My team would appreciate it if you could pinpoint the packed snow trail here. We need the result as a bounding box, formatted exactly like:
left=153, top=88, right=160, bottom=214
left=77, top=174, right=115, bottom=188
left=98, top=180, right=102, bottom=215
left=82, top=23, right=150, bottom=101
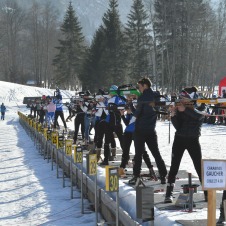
left=0, top=81, right=225, bottom=225
left=0, top=110, right=95, bottom=226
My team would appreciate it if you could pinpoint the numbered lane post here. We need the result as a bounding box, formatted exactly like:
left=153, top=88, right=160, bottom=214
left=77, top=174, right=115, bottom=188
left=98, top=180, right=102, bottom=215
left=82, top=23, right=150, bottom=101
left=73, top=146, right=83, bottom=199
left=70, top=145, right=76, bottom=199
left=86, top=154, right=97, bottom=175
left=55, top=133, right=64, bottom=179
left=51, top=131, right=58, bottom=170
left=51, top=131, right=58, bottom=147
left=74, top=146, right=83, bottom=164
left=105, top=166, right=119, bottom=192
left=86, top=154, right=98, bottom=224
left=43, top=128, right=48, bottom=140
left=47, top=129, right=52, bottom=141
left=65, top=139, right=73, bottom=156
left=105, top=166, right=119, bottom=226
left=62, top=139, right=73, bottom=188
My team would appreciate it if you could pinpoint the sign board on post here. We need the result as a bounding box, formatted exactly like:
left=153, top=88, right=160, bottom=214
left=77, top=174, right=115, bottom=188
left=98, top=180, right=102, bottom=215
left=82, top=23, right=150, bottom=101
left=105, top=166, right=119, bottom=192
left=47, top=129, right=52, bottom=141
left=37, top=123, right=42, bottom=132
left=74, top=146, right=83, bottom=163
left=36, top=122, right=39, bottom=131
left=43, top=128, right=48, bottom=140
left=86, top=154, right=97, bottom=175
left=33, top=121, right=37, bottom=130
left=29, top=119, right=32, bottom=127
left=65, top=139, right=73, bottom=156
left=58, top=135, right=64, bottom=149
left=51, top=131, right=58, bottom=147
left=202, top=159, right=226, bottom=190
left=202, top=159, right=226, bottom=226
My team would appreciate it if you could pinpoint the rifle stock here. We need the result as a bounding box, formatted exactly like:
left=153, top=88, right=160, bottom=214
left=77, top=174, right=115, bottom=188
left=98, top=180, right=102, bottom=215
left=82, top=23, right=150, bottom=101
left=149, top=98, right=226, bottom=108
left=109, top=89, right=141, bottom=97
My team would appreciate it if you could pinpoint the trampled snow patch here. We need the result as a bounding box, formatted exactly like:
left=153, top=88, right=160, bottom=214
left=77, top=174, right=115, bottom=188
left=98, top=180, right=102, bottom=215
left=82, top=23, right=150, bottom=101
left=0, top=81, right=224, bottom=225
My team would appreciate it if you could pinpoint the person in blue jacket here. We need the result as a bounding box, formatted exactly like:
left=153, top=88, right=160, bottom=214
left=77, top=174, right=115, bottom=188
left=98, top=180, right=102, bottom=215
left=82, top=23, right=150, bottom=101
left=1, top=103, right=6, bottom=120
left=53, top=89, right=67, bottom=130
left=118, top=97, right=158, bottom=181
left=100, top=85, right=126, bottom=165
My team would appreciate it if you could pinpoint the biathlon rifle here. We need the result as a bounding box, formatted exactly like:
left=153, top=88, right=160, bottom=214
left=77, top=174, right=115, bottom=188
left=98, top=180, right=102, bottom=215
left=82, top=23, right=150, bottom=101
left=109, top=84, right=141, bottom=97
left=149, top=97, right=226, bottom=107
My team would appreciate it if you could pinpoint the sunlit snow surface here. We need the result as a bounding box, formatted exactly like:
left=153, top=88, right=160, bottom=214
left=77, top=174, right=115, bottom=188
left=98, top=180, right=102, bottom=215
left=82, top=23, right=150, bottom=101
left=0, top=81, right=224, bottom=225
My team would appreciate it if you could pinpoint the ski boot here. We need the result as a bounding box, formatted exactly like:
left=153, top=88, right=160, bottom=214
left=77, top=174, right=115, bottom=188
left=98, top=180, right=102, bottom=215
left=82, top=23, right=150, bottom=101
left=149, top=166, right=158, bottom=181
left=217, top=204, right=225, bottom=225
left=109, top=148, right=116, bottom=161
left=204, top=190, right=208, bottom=202
left=118, top=168, right=126, bottom=177
left=99, top=158, right=109, bottom=166
left=164, top=183, right=174, bottom=203
left=160, top=176, right=166, bottom=184
left=128, top=176, right=141, bottom=186
left=96, top=148, right=102, bottom=162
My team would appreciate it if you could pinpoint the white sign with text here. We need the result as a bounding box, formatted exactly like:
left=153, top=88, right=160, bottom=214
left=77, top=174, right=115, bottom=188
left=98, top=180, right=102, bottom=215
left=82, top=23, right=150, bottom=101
left=202, top=160, right=226, bottom=190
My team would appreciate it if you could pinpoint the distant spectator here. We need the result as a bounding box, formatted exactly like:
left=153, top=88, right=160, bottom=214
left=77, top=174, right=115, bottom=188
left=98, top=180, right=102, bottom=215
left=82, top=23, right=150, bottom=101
left=221, top=91, right=226, bottom=125
left=33, top=99, right=37, bottom=118
left=46, top=97, right=56, bottom=129
left=1, top=103, right=6, bottom=120
left=30, top=101, right=35, bottom=116
left=53, top=90, right=67, bottom=130
left=36, top=100, right=42, bottom=120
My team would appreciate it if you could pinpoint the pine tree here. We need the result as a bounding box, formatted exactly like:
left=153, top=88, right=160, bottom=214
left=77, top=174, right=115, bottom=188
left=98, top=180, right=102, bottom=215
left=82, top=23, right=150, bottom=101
left=79, top=26, right=107, bottom=92
left=154, top=0, right=209, bottom=91
left=80, top=0, right=126, bottom=91
left=53, top=2, right=85, bottom=89
left=125, top=0, right=152, bottom=83
left=100, top=0, right=126, bottom=86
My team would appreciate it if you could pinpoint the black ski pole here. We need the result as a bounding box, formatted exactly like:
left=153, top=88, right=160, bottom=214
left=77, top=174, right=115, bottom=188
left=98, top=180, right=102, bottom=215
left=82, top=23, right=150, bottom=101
left=168, top=111, right=171, bottom=144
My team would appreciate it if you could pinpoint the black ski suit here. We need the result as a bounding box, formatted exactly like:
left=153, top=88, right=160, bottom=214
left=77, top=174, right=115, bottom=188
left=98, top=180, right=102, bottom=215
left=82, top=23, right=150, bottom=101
left=167, top=107, right=204, bottom=184
left=132, top=88, right=167, bottom=178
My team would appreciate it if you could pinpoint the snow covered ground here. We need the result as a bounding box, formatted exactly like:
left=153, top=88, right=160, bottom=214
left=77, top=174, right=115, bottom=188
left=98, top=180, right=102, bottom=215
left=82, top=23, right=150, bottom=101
left=0, top=81, right=225, bottom=225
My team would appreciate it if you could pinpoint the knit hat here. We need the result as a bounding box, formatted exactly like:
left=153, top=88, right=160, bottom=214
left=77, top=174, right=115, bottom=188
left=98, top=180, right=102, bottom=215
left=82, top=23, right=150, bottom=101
left=184, top=86, right=198, bottom=99
left=179, top=90, right=191, bottom=99
left=85, top=90, right=91, bottom=96
left=109, top=85, right=118, bottom=91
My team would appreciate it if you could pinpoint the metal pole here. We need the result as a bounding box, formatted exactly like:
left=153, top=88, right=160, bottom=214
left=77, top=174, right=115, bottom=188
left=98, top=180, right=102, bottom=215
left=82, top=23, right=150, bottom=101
left=70, top=155, right=73, bottom=199
left=51, top=147, right=54, bottom=171
left=63, top=151, right=65, bottom=188
left=35, top=131, right=37, bottom=147
left=48, top=142, right=50, bottom=163
left=168, top=114, right=171, bottom=144
left=44, top=141, right=46, bottom=160
left=34, top=130, right=36, bottom=146
left=75, top=167, right=78, bottom=187
left=56, top=149, right=59, bottom=178
left=81, top=166, right=84, bottom=214
left=39, top=135, right=42, bottom=153
left=188, top=173, right=193, bottom=212
left=116, top=191, right=119, bottom=226
left=95, top=172, right=98, bottom=225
